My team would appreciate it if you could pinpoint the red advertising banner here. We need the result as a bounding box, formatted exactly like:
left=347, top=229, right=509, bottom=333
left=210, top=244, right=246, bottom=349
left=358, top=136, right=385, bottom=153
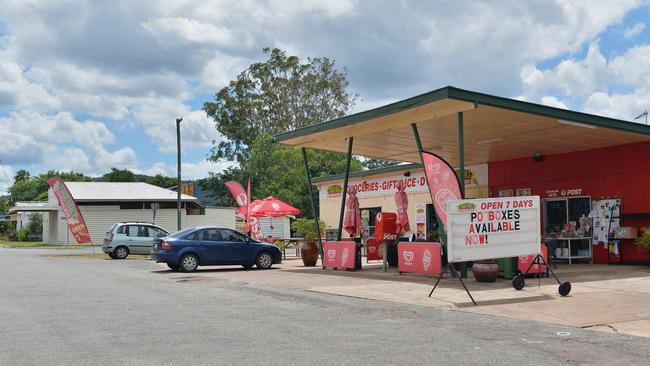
left=322, top=241, right=356, bottom=269
left=224, top=180, right=264, bottom=241
left=47, top=177, right=91, bottom=244
left=518, top=243, right=548, bottom=275
left=366, top=239, right=383, bottom=261
left=421, top=151, right=462, bottom=229
left=398, top=242, right=442, bottom=275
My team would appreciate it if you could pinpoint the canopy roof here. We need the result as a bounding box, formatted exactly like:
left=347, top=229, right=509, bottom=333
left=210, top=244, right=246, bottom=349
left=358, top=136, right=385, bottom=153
left=274, top=86, right=650, bottom=166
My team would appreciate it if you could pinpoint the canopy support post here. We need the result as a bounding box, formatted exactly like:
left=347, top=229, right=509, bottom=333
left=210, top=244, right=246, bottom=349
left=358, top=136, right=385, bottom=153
left=458, top=112, right=467, bottom=278
left=301, top=148, right=323, bottom=259
left=337, top=137, right=354, bottom=241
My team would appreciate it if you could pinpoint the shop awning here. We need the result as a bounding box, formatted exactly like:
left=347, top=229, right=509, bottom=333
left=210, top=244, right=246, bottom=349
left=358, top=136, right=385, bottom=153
left=274, top=86, right=650, bottom=166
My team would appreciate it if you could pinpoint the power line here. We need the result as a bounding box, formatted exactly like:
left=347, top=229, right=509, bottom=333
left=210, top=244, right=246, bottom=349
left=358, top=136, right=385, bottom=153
left=635, top=110, right=648, bottom=125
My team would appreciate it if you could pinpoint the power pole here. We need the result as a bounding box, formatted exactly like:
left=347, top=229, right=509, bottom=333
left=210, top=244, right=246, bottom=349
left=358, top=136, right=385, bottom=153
left=176, top=117, right=183, bottom=231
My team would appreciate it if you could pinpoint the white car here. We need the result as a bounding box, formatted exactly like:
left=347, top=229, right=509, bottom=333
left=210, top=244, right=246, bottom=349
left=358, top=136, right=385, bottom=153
left=102, top=222, right=170, bottom=259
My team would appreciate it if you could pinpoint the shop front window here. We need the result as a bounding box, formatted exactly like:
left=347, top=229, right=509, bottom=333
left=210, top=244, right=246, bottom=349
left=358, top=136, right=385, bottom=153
left=544, top=197, right=591, bottom=235
left=360, top=207, right=381, bottom=239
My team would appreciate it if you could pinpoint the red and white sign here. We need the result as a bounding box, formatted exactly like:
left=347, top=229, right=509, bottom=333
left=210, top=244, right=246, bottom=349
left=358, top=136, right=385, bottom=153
left=518, top=243, right=548, bottom=274
left=422, top=151, right=463, bottom=229
left=397, top=242, right=441, bottom=274
left=447, top=196, right=541, bottom=262
left=322, top=241, right=356, bottom=269
left=47, top=177, right=92, bottom=244
left=366, top=239, right=383, bottom=261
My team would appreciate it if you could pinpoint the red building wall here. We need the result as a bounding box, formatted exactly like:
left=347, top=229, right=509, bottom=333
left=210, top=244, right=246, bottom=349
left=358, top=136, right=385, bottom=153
left=488, top=141, right=650, bottom=264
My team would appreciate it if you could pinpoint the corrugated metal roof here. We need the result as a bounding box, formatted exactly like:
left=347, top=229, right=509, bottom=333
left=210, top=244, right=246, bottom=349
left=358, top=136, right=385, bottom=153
left=64, top=182, right=197, bottom=202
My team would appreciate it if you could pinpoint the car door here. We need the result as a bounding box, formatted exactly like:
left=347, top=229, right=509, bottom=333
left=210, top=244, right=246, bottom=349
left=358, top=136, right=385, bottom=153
left=219, top=229, right=256, bottom=264
left=125, top=225, right=150, bottom=254
left=198, top=228, right=228, bottom=265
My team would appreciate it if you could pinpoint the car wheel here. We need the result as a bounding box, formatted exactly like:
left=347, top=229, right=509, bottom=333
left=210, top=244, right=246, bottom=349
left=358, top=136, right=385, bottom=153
left=167, top=263, right=180, bottom=271
left=108, top=252, right=117, bottom=259
left=179, top=254, right=198, bottom=272
left=114, top=246, right=129, bottom=260
left=256, top=252, right=273, bottom=270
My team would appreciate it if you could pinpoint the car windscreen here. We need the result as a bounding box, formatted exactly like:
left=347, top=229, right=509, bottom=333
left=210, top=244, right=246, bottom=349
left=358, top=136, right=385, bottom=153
left=170, top=227, right=197, bottom=238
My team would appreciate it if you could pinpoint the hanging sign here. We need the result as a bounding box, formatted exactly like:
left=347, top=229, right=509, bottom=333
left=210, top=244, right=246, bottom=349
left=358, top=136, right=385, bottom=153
left=422, top=151, right=463, bottom=229
left=446, top=196, right=541, bottom=262
left=322, top=241, right=356, bottom=269
left=47, top=177, right=92, bottom=244
left=397, top=242, right=441, bottom=275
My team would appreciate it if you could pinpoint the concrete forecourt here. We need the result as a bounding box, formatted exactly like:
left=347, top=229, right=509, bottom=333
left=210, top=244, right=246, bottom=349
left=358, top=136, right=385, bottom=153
left=1, top=247, right=650, bottom=365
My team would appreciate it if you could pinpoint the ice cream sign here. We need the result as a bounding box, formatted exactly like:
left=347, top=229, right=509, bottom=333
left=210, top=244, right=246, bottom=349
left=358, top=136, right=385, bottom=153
left=446, top=196, right=541, bottom=262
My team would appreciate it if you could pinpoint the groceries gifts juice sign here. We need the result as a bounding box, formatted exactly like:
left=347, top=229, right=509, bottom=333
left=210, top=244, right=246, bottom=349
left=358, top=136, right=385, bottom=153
left=446, top=196, right=540, bottom=262
left=47, top=177, right=92, bottom=244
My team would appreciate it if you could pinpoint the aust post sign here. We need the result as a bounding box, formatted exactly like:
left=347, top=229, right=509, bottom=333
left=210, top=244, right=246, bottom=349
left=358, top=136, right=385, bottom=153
left=447, top=196, right=540, bottom=262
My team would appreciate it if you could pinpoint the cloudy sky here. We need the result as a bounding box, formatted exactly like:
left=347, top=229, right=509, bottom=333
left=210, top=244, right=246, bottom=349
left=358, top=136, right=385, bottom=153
left=1, top=0, right=649, bottom=194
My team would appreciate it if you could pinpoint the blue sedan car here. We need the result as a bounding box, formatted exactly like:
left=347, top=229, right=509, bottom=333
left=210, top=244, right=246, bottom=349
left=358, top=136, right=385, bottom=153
left=151, top=226, right=282, bottom=272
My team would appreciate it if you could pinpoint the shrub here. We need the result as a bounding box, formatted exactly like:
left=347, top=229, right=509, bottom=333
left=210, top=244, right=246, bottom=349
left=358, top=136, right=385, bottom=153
left=27, top=214, right=43, bottom=234
left=17, top=228, right=28, bottom=242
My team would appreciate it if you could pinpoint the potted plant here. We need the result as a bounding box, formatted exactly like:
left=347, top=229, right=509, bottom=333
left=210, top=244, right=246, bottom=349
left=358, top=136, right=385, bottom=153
left=635, top=228, right=650, bottom=265
left=291, top=218, right=326, bottom=267
left=472, top=259, right=499, bottom=282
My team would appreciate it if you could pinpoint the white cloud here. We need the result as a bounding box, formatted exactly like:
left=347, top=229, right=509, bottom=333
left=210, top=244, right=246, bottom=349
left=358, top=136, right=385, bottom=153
left=0, top=111, right=137, bottom=175
left=541, top=96, right=569, bottom=109
left=137, top=159, right=234, bottom=180
left=623, top=21, right=645, bottom=39
left=0, top=0, right=649, bottom=191
left=519, top=41, right=650, bottom=120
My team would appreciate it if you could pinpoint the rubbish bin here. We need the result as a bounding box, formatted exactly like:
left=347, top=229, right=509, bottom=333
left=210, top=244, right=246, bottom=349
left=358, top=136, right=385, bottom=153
left=497, top=257, right=518, bottom=279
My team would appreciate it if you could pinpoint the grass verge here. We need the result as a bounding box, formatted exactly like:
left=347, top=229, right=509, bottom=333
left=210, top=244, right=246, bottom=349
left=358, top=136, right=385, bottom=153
left=49, top=253, right=150, bottom=260
left=0, top=239, right=95, bottom=249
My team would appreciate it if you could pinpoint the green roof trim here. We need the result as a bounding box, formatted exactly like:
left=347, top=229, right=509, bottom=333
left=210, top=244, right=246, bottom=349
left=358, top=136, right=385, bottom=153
left=273, top=86, right=650, bottom=143
left=313, top=163, right=422, bottom=184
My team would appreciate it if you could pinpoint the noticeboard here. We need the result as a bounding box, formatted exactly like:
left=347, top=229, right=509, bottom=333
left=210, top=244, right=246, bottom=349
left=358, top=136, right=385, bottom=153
left=447, top=196, right=541, bottom=262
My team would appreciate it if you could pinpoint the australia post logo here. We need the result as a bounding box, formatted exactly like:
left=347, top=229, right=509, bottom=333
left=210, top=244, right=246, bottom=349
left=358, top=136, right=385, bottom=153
left=327, top=249, right=336, bottom=260
left=383, top=233, right=397, bottom=240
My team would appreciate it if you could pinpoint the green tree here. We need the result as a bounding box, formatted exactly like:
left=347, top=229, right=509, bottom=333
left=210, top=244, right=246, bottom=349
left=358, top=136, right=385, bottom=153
left=146, top=174, right=177, bottom=188
left=27, top=213, right=43, bottom=234
left=362, top=159, right=401, bottom=170
left=204, top=47, right=358, bottom=163
left=13, top=169, right=30, bottom=183
left=202, top=48, right=361, bottom=217
left=200, top=135, right=362, bottom=217
left=7, top=170, right=92, bottom=203
left=104, top=168, right=136, bottom=182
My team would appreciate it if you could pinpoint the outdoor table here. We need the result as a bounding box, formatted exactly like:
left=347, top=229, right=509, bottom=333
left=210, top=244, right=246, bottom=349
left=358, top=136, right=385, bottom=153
left=277, top=237, right=304, bottom=258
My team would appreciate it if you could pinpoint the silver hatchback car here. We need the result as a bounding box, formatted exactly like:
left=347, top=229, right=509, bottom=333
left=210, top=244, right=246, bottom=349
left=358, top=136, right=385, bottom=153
left=102, top=222, right=170, bottom=259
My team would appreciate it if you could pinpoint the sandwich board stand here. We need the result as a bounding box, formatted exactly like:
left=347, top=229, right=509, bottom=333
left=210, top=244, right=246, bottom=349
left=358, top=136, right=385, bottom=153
left=512, top=253, right=572, bottom=296
left=429, top=196, right=572, bottom=305
left=429, top=259, right=477, bottom=305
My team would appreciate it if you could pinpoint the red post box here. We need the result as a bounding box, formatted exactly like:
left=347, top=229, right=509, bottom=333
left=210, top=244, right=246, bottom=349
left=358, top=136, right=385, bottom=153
left=375, top=212, right=398, bottom=242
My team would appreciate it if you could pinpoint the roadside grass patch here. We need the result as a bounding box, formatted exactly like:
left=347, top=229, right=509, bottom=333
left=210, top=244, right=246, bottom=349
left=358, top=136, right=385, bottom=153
left=0, top=239, right=95, bottom=250
left=49, top=253, right=150, bottom=260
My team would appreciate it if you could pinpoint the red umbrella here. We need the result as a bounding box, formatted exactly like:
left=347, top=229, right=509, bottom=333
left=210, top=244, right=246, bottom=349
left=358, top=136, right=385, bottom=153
left=395, top=181, right=410, bottom=234
left=343, top=186, right=362, bottom=236
left=237, top=197, right=300, bottom=218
